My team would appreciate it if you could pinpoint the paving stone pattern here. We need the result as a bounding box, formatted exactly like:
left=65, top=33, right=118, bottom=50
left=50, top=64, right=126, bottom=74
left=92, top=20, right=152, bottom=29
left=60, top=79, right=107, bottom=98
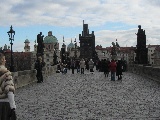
left=15, top=70, right=160, bottom=120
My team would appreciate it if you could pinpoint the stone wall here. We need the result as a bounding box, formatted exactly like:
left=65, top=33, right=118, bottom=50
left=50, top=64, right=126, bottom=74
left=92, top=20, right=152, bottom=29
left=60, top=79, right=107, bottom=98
left=12, top=65, right=57, bottom=89
left=128, top=64, right=160, bottom=82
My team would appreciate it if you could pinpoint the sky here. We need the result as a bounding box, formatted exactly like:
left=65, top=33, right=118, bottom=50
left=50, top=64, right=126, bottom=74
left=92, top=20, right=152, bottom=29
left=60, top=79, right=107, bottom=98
left=0, top=0, right=160, bottom=52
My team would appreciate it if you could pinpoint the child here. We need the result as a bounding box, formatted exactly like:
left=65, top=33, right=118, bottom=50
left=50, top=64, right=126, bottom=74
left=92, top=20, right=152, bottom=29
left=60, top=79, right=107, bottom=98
left=0, top=53, right=16, bottom=120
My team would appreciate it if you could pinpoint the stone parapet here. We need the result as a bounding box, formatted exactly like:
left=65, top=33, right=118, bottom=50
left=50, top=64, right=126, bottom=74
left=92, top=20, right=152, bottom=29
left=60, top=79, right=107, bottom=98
left=12, top=65, right=57, bottom=89
left=128, top=64, right=160, bottom=82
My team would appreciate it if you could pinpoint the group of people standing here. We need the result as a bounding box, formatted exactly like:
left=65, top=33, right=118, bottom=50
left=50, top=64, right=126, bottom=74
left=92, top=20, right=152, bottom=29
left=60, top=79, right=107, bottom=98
left=56, top=58, right=95, bottom=74
left=56, top=58, right=124, bottom=81
left=109, top=59, right=123, bottom=81
left=96, top=59, right=123, bottom=81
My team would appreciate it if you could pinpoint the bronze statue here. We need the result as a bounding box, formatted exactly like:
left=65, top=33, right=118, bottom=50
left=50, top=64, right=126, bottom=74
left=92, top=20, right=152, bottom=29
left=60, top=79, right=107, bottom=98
left=111, top=42, right=116, bottom=55
left=37, top=32, right=44, bottom=56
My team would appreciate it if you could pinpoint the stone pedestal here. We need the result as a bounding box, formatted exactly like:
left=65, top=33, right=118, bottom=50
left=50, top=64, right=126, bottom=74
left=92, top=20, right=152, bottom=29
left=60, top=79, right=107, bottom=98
left=111, top=55, right=117, bottom=60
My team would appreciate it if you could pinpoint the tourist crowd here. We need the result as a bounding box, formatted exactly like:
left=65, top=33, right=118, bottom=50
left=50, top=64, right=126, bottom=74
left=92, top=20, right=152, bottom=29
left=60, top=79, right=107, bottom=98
left=55, top=58, right=124, bottom=81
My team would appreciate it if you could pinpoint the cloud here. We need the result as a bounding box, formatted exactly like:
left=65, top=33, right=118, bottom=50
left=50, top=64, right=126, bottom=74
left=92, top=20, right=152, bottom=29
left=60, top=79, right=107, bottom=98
left=95, top=26, right=160, bottom=48
left=0, top=0, right=160, bottom=52
left=1, top=0, right=160, bottom=27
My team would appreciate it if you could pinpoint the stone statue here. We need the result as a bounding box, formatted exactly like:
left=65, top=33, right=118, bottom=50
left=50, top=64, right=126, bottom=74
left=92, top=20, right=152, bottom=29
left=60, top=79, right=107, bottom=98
left=112, top=42, right=115, bottom=47
left=111, top=42, right=116, bottom=55
left=37, top=32, right=44, bottom=55
left=4, top=44, right=7, bottom=50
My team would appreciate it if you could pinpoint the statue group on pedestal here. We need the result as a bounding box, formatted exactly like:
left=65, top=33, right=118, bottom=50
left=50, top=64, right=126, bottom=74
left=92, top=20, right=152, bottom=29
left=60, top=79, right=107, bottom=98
left=37, top=32, right=44, bottom=56
left=111, top=40, right=120, bottom=59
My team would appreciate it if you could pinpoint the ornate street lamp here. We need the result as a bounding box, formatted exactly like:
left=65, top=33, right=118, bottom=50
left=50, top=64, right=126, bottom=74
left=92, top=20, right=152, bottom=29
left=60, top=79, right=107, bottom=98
left=7, top=25, right=15, bottom=72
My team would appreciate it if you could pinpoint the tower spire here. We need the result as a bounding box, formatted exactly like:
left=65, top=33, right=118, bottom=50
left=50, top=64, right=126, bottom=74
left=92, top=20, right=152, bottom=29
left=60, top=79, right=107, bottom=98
left=63, top=36, right=64, bottom=42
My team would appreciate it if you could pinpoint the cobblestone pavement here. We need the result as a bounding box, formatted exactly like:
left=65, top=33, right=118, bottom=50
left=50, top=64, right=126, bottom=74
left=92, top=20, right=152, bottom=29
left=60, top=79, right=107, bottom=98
left=15, top=69, right=160, bottom=120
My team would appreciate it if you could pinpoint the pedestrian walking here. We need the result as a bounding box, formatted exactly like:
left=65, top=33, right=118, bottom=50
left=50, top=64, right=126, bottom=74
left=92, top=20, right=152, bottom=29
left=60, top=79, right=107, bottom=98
left=34, top=56, right=45, bottom=83
left=88, top=59, right=94, bottom=73
left=70, top=59, right=75, bottom=74
left=56, top=61, right=61, bottom=73
left=60, top=62, right=64, bottom=73
left=116, top=60, right=123, bottom=80
left=75, top=60, right=80, bottom=73
left=103, top=59, right=110, bottom=77
left=98, top=60, right=102, bottom=72
left=85, top=59, right=89, bottom=70
left=67, top=60, right=71, bottom=70
left=62, top=63, right=67, bottom=74
left=108, top=59, right=117, bottom=81
left=79, top=58, right=85, bottom=74
left=0, top=53, right=17, bottom=120
left=95, top=60, right=99, bottom=71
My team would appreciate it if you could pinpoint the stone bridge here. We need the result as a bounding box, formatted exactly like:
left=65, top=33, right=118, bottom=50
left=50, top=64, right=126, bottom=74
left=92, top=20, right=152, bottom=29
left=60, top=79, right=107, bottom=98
left=14, top=69, right=160, bottom=120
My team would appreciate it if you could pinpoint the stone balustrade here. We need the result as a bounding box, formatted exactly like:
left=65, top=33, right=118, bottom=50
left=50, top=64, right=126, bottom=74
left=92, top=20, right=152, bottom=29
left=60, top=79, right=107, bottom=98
left=12, top=65, right=57, bottom=89
left=128, top=64, right=160, bottom=82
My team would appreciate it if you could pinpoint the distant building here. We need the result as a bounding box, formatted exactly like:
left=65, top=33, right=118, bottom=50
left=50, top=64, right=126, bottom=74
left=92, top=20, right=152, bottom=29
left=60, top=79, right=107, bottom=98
left=24, top=39, right=30, bottom=52
left=95, top=45, right=112, bottom=60
left=33, top=31, right=60, bottom=67
left=147, top=45, right=160, bottom=65
left=95, top=45, right=136, bottom=64
left=43, top=31, right=60, bottom=66
left=154, top=46, right=160, bottom=65
left=79, top=20, right=95, bottom=60
left=67, top=39, right=80, bottom=59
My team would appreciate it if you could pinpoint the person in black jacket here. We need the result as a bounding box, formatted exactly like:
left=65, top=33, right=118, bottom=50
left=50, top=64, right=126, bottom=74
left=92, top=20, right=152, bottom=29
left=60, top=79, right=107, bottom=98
left=70, top=59, right=75, bottom=74
left=103, top=59, right=110, bottom=77
left=116, top=60, right=123, bottom=80
left=35, top=56, right=45, bottom=83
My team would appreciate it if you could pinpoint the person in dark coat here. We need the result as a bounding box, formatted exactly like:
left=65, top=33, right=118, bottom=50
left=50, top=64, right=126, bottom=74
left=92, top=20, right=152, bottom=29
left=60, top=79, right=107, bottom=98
left=70, top=60, right=75, bottom=74
left=85, top=59, right=89, bottom=70
left=103, top=59, right=110, bottom=77
left=56, top=61, right=61, bottom=73
left=75, top=60, right=80, bottom=73
left=98, top=60, right=102, bottom=72
left=67, top=60, right=71, bottom=70
left=34, top=56, right=45, bottom=83
left=116, top=60, right=123, bottom=80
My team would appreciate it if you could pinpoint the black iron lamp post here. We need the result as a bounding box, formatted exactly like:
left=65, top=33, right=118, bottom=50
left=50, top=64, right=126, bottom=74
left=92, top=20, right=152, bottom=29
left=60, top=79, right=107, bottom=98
left=7, top=25, right=15, bottom=72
